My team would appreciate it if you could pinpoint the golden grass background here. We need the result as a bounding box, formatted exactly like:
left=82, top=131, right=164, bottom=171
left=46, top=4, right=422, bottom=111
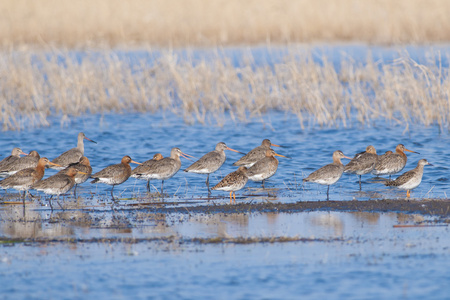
left=1, top=1, right=450, bottom=131
left=1, top=0, right=450, bottom=47
left=2, top=48, right=448, bottom=130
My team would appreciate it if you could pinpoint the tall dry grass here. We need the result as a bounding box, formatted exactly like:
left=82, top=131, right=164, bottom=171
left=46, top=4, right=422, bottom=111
left=1, top=48, right=449, bottom=131
left=1, top=0, right=450, bottom=47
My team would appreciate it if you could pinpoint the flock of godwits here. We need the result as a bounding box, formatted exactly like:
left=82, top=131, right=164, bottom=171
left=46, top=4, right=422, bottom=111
left=0, top=132, right=432, bottom=208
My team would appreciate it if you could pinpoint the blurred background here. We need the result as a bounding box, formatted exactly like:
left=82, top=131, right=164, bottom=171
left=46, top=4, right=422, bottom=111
left=1, top=0, right=449, bottom=48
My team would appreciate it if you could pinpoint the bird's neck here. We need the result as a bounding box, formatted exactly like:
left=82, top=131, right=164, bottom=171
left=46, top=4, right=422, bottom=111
left=77, top=139, right=84, bottom=153
left=35, top=163, right=46, bottom=179
left=332, top=157, right=343, bottom=165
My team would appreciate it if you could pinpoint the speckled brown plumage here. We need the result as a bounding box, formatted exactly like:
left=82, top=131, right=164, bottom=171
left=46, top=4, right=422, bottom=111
left=212, top=166, right=248, bottom=204
left=385, top=159, right=432, bottom=198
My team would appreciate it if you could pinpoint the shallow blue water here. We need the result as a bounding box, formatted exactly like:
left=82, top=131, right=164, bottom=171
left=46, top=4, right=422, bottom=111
left=1, top=208, right=449, bottom=299
left=0, top=111, right=447, bottom=203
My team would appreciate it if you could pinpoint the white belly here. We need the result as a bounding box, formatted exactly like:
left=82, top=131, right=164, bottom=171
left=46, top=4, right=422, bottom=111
left=398, top=177, right=422, bottom=190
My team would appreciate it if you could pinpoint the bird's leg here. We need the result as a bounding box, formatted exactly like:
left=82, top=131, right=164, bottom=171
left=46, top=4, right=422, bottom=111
left=146, top=180, right=150, bottom=193
left=56, top=195, right=64, bottom=211
left=233, top=192, right=236, bottom=204
left=22, top=191, right=26, bottom=207
left=111, top=185, right=116, bottom=201
left=326, top=186, right=330, bottom=201
left=57, top=201, right=64, bottom=211
left=359, top=175, right=362, bottom=191
left=206, top=174, right=210, bottom=194
left=73, top=184, right=78, bottom=198
left=407, top=190, right=410, bottom=198
left=48, top=196, right=54, bottom=211
left=262, top=179, right=265, bottom=189
left=229, top=191, right=232, bottom=204
left=161, top=181, right=164, bottom=195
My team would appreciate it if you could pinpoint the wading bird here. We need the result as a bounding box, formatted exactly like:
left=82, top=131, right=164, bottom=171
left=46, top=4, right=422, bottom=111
left=372, top=144, right=419, bottom=179
left=130, top=148, right=193, bottom=195
left=0, top=157, right=61, bottom=204
left=303, top=150, right=351, bottom=200
left=184, top=142, right=242, bottom=193
left=131, top=153, right=164, bottom=192
left=344, top=145, right=378, bottom=190
left=91, top=156, right=140, bottom=200
left=247, top=149, right=290, bottom=188
left=384, top=159, right=432, bottom=198
left=212, top=166, right=248, bottom=204
left=51, top=132, right=97, bottom=169
left=233, top=139, right=281, bottom=168
left=57, top=156, right=93, bottom=198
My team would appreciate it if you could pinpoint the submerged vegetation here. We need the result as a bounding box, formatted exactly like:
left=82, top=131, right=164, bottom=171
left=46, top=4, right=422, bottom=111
left=1, top=48, right=449, bottom=131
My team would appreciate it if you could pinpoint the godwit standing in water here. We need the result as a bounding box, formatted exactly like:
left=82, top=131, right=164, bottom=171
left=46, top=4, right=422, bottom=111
left=384, top=159, right=432, bottom=198
left=233, top=139, right=281, bottom=168
left=344, top=145, right=378, bottom=190
left=212, top=166, right=248, bottom=204
left=32, top=167, right=86, bottom=210
left=0, top=157, right=61, bottom=204
left=0, top=148, right=28, bottom=170
left=91, top=156, right=140, bottom=200
left=131, top=153, right=164, bottom=192
left=57, top=156, right=92, bottom=198
left=372, top=144, right=419, bottom=179
left=51, top=132, right=97, bottom=169
left=131, top=148, right=193, bottom=194
left=0, top=150, right=40, bottom=177
left=303, top=150, right=351, bottom=200
left=184, top=142, right=243, bottom=193
left=247, top=149, right=289, bottom=188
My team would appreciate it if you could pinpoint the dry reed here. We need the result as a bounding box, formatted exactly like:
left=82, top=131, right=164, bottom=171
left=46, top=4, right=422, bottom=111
left=1, top=47, right=449, bottom=131
left=1, top=0, right=450, bottom=47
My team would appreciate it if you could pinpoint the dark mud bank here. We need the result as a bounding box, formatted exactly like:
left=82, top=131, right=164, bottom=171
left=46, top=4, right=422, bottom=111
left=133, top=199, right=450, bottom=218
